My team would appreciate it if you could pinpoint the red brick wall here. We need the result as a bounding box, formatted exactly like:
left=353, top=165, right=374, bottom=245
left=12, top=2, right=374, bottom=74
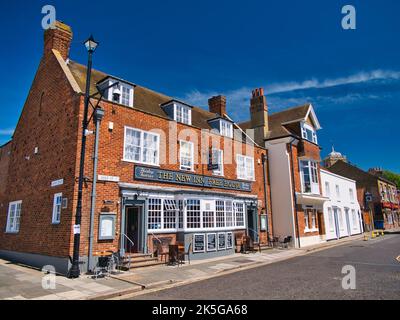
left=77, top=99, right=272, bottom=255
left=0, top=51, right=81, bottom=258
left=0, top=142, right=11, bottom=198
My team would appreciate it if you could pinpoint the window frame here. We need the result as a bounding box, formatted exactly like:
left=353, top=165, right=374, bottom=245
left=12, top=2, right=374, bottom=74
left=211, top=148, right=224, bottom=176
left=52, top=193, right=63, bottom=224
left=299, top=160, right=320, bottom=194
left=174, top=103, right=192, bottom=125
left=236, top=154, right=255, bottom=181
left=107, top=80, right=134, bottom=107
left=220, top=120, right=233, bottom=138
left=179, top=140, right=195, bottom=172
left=123, top=126, right=160, bottom=166
left=6, top=200, right=22, bottom=233
left=301, top=122, right=318, bottom=144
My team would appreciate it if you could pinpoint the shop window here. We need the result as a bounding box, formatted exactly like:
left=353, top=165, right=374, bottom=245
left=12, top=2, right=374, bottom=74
left=6, top=200, right=22, bottom=233
left=225, top=201, right=234, bottom=227
left=148, top=198, right=162, bottom=230
left=163, top=200, right=178, bottom=229
left=216, top=201, right=225, bottom=228
left=186, top=199, right=201, bottom=229
left=234, top=202, right=245, bottom=227
left=328, top=207, right=334, bottom=232
left=203, top=211, right=215, bottom=229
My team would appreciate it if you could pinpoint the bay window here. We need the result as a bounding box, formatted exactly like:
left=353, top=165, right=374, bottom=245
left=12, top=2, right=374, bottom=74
left=300, top=160, right=319, bottom=194
left=124, top=127, right=160, bottom=166
left=148, top=198, right=246, bottom=232
left=180, top=141, right=194, bottom=171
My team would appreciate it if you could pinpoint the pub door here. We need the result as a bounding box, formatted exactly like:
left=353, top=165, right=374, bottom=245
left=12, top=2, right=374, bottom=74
left=125, top=206, right=143, bottom=253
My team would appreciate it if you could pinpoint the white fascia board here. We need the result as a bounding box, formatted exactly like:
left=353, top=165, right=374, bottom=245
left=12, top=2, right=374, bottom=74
left=305, top=104, right=321, bottom=130
left=52, top=49, right=82, bottom=94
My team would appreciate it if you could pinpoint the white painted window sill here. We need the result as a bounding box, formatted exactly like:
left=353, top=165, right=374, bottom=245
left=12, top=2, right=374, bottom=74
left=304, top=228, right=319, bottom=233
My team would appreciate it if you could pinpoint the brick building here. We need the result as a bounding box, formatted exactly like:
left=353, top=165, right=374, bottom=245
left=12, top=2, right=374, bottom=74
left=239, top=90, right=328, bottom=248
left=0, top=22, right=271, bottom=275
left=327, top=161, right=399, bottom=231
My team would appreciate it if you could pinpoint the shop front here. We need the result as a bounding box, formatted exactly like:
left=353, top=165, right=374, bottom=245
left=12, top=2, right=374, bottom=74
left=117, top=166, right=260, bottom=260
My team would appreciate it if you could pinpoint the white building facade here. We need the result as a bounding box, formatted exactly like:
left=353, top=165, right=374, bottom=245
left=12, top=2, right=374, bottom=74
left=320, top=169, right=363, bottom=240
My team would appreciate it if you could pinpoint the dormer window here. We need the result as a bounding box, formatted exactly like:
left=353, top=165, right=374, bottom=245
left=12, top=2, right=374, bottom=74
left=175, top=103, right=192, bottom=125
left=220, top=120, right=233, bottom=138
left=98, top=77, right=134, bottom=108
left=161, top=100, right=192, bottom=125
left=301, top=122, right=318, bottom=144
left=208, top=118, right=234, bottom=138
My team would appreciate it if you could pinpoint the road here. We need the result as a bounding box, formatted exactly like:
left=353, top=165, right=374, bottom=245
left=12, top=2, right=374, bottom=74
left=128, top=234, right=400, bottom=300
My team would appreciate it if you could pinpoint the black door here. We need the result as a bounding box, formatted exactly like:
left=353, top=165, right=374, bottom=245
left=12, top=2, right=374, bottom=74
left=126, top=207, right=140, bottom=253
left=247, top=208, right=256, bottom=242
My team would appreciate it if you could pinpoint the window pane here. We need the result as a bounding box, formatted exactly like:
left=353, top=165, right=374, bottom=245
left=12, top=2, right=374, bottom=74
left=163, top=199, right=177, bottom=229
left=125, top=129, right=141, bottom=161
left=186, top=199, right=201, bottom=228
left=234, top=202, right=245, bottom=227
left=180, top=141, right=193, bottom=171
left=148, top=199, right=162, bottom=230
left=225, top=201, right=233, bottom=227
left=216, top=200, right=225, bottom=228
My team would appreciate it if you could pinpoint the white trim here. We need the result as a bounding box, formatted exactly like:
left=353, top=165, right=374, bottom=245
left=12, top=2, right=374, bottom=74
left=179, top=140, right=195, bottom=172
left=123, top=126, right=160, bottom=166
left=52, top=193, right=63, bottom=224
left=236, top=154, right=255, bottom=181
left=6, top=200, right=22, bottom=233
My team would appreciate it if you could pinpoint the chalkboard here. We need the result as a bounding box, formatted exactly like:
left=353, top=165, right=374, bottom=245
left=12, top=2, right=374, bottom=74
left=207, top=233, right=217, bottom=251
left=226, top=232, right=233, bottom=249
left=193, top=234, right=205, bottom=253
left=218, top=233, right=226, bottom=250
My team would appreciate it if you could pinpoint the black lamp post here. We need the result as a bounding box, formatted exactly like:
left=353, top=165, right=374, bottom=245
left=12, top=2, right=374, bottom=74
left=68, top=35, right=99, bottom=278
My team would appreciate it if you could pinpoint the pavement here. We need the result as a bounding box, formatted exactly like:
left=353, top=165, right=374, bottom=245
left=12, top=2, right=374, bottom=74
left=0, top=233, right=369, bottom=300
left=124, top=234, right=400, bottom=300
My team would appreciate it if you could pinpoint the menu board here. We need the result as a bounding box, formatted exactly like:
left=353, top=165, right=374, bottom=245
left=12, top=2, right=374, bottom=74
left=218, top=233, right=226, bottom=250
left=226, top=232, right=233, bottom=249
left=207, top=233, right=217, bottom=252
left=193, top=234, right=205, bottom=253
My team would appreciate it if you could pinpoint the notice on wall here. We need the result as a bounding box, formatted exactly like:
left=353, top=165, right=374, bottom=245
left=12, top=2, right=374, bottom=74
left=207, top=233, right=217, bottom=252
left=100, top=217, right=113, bottom=238
left=218, top=233, right=226, bottom=250
left=73, top=224, right=80, bottom=235
left=193, top=234, right=205, bottom=253
left=226, top=232, right=233, bottom=249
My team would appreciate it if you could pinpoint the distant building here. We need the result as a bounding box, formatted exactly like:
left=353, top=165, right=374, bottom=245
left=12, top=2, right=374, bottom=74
left=327, top=160, right=399, bottom=231
left=323, top=146, right=347, bottom=168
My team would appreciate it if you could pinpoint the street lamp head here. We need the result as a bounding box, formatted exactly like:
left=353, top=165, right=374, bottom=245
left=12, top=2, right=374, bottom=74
left=84, top=35, right=99, bottom=53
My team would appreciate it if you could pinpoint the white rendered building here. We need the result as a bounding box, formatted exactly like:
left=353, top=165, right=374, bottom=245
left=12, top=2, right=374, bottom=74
left=320, top=168, right=363, bottom=240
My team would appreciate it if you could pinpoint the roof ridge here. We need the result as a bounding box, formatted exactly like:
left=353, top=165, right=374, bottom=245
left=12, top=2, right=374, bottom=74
left=269, top=103, right=311, bottom=116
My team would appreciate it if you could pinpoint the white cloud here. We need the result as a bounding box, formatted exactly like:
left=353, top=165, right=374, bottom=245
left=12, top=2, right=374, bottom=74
left=180, top=69, right=400, bottom=115
left=0, top=128, right=14, bottom=136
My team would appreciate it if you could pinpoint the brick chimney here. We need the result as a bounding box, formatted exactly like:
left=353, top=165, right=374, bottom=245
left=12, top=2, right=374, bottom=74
left=208, top=95, right=227, bottom=116
left=368, top=167, right=384, bottom=177
left=250, top=88, right=268, bottom=145
left=44, top=21, right=73, bottom=61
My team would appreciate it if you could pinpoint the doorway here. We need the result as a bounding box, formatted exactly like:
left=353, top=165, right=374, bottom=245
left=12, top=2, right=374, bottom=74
left=333, top=207, right=340, bottom=239
left=344, top=208, right=351, bottom=237
left=247, top=206, right=258, bottom=242
left=125, top=206, right=143, bottom=253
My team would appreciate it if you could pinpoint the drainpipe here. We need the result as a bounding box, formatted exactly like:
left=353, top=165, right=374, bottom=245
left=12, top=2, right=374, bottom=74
left=261, top=153, right=270, bottom=243
left=87, top=107, right=105, bottom=273
left=289, top=138, right=301, bottom=248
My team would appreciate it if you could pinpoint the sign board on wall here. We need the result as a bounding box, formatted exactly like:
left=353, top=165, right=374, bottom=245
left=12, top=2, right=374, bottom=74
left=134, top=166, right=252, bottom=192
left=98, top=175, right=120, bottom=182
left=193, top=234, right=205, bottom=253
left=51, top=179, right=64, bottom=187
left=207, top=233, right=217, bottom=252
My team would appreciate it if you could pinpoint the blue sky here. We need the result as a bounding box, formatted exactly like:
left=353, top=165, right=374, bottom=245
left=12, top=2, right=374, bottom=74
left=0, top=0, right=399, bottom=172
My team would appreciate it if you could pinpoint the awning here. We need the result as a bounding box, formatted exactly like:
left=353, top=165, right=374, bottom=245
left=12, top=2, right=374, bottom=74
left=296, top=193, right=329, bottom=208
